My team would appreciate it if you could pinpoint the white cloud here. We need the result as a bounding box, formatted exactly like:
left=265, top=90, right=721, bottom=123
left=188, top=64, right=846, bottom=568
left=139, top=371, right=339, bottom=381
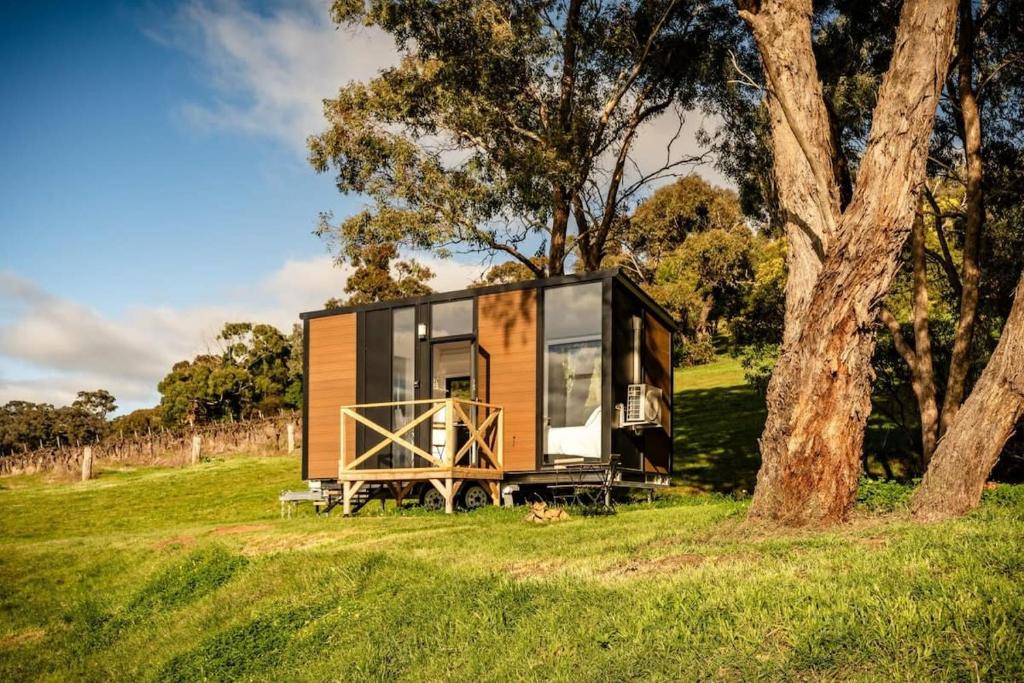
left=0, top=255, right=485, bottom=413
left=164, top=0, right=399, bottom=152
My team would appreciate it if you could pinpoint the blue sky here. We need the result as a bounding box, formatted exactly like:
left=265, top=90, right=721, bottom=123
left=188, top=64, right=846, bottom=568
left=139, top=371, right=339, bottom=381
left=0, top=0, right=723, bottom=413
left=1, top=0, right=355, bottom=313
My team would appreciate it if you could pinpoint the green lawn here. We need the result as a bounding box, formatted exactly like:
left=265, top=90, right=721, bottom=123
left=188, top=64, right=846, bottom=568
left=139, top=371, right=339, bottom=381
left=674, top=356, right=766, bottom=493
left=1, top=363, right=1023, bottom=681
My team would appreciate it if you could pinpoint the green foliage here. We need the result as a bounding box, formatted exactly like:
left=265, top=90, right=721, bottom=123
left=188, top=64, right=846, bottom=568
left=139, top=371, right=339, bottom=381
left=855, top=477, right=914, bottom=513
left=158, top=322, right=303, bottom=427
left=327, top=240, right=434, bottom=307
left=158, top=355, right=247, bottom=427
left=310, top=0, right=743, bottom=275
left=72, top=390, right=117, bottom=419
left=676, top=335, right=716, bottom=367
left=0, top=394, right=114, bottom=454
left=621, top=175, right=745, bottom=281
left=981, top=483, right=1024, bottom=509
left=618, top=175, right=784, bottom=357
left=737, top=343, right=778, bottom=397
left=730, top=236, right=785, bottom=347
left=649, top=228, right=754, bottom=339
left=471, top=258, right=546, bottom=286
left=109, top=407, right=163, bottom=437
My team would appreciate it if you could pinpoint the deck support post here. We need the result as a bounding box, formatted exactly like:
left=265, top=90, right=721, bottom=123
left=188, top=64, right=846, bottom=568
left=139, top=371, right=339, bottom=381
left=342, top=481, right=352, bottom=516
left=487, top=481, right=501, bottom=507
left=444, top=399, right=455, bottom=465
left=342, top=480, right=365, bottom=516
left=445, top=476, right=455, bottom=514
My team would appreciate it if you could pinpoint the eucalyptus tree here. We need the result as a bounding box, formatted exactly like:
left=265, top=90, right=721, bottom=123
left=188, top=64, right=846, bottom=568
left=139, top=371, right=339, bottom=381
left=729, top=0, right=960, bottom=525
left=310, top=0, right=741, bottom=276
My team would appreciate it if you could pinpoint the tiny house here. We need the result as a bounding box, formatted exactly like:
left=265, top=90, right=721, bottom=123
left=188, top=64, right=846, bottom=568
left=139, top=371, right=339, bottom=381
left=299, top=268, right=675, bottom=513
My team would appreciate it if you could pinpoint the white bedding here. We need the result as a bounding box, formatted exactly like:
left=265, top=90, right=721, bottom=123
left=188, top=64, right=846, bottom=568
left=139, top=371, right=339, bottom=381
left=545, top=407, right=602, bottom=459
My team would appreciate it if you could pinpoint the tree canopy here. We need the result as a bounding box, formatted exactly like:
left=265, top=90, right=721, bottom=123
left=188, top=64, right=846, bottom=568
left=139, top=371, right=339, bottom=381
left=158, top=322, right=303, bottom=427
left=310, top=0, right=742, bottom=277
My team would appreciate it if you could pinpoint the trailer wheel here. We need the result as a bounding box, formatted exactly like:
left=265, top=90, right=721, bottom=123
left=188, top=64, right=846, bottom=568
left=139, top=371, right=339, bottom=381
left=460, top=483, right=490, bottom=510
left=420, top=485, right=445, bottom=511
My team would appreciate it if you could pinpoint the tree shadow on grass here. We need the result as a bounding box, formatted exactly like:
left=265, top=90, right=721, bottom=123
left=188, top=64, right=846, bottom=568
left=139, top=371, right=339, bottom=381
left=673, top=384, right=766, bottom=495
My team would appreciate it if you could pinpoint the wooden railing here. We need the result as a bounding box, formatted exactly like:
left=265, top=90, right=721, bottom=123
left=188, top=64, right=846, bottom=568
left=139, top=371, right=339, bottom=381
left=338, top=398, right=503, bottom=478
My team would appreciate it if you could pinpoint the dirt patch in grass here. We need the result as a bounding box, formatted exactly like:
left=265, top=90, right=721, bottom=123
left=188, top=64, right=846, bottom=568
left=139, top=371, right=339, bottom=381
left=152, top=535, right=196, bottom=551
left=600, top=551, right=761, bottom=580
left=504, top=559, right=569, bottom=580
left=240, top=533, right=332, bottom=556
left=0, top=628, right=45, bottom=648
left=603, top=553, right=706, bottom=578
left=210, top=524, right=273, bottom=536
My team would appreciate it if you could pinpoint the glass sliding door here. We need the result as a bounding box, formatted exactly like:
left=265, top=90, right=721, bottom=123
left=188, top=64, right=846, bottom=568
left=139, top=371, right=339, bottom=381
left=543, top=282, right=603, bottom=459
left=391, top=307, right=416, bottom=467
left=430, top=340, right=473, bottom=460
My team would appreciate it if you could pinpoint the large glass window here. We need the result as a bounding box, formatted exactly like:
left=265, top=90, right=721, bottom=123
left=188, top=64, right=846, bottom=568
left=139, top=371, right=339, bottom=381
left=543, top=283, right=603, bottom=459
left=392, top=307, right=416, bottom=467
left=431, top=299, right=473, bottom=337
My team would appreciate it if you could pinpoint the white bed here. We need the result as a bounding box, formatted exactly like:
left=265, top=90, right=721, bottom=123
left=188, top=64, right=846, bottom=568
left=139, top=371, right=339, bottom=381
left=545, top=407, right=602, bottom=459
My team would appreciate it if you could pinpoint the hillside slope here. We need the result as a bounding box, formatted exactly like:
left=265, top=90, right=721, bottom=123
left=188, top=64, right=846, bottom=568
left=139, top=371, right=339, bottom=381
left=1, top=363, right=1022, bottom=681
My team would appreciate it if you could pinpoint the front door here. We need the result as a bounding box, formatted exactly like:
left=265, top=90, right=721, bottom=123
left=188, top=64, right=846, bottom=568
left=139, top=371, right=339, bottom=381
left=430, top=340, right=472, bottom=460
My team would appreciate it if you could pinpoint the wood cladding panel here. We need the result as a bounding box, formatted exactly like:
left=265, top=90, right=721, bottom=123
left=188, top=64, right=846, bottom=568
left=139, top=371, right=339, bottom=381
left=477, top=289, right=537, bottom=471
left=306, top=314, right=356, bottom=480
left=643, top=312, right=672, bottom=474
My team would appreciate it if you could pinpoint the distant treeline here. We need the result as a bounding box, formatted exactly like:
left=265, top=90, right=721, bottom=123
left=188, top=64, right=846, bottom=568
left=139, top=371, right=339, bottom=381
left=1, top=322, right=303, bottom=456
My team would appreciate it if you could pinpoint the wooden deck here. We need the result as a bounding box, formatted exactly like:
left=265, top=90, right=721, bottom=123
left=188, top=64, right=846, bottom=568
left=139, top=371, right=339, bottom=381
left=337, top=398, right=504, bottom=514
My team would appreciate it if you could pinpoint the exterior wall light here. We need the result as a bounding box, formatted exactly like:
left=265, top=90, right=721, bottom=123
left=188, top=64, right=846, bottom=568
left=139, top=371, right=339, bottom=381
left=417, top=323, right=428, bottom=340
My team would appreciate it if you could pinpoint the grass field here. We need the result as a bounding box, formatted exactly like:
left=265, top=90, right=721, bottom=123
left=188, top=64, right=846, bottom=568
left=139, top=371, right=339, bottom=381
left=1, top=361, right=1023, bottom=681
left=674, top=356, right=765, bottom=493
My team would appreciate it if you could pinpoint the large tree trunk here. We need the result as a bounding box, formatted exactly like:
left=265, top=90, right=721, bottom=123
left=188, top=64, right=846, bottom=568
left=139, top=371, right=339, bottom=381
left=912, top=272, right=1024, bottom=520
left=739, top=0, right=843, bottom=346
left=940, top=0, right=985, bottom=433
left=743, top=0, right=958, bottom=525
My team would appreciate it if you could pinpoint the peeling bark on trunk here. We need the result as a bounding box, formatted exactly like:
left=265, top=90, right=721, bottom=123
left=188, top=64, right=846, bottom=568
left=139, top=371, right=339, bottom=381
left=940, top=0, right=985, bottom=433
left=744, top=0, right=958, bottom=526
left=739, top=0, right=843, bottom=346
left=912, top=273, right=1024, bottom=520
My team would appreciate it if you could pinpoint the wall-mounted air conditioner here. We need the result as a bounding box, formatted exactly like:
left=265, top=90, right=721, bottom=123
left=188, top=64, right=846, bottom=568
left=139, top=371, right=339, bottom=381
left=623, top=383, right=662, bottom=427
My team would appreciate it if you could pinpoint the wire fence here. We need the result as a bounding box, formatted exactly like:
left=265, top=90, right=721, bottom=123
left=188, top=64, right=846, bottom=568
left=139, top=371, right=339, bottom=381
left=0, top=414, right=302, bottom=477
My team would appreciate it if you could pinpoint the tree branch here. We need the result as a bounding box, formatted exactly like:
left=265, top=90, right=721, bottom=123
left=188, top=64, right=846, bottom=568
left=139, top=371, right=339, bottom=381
left=880, top=307, right=918, bottom=369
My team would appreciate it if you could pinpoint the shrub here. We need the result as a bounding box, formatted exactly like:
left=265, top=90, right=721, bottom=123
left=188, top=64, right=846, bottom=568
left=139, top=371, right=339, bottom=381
left=856, top=477, right=914, bottom=513
left=737, top=343, right=779, bottom=396
left=677, top=336, right=716, bottom=367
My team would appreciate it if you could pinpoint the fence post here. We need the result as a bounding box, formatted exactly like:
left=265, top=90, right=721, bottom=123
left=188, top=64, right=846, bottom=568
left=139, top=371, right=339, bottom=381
left=287, top=422, right=296, bottom=454
left=81, top=446, right=93, bottom=482
left=191, top=435, right=202, bottom=465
